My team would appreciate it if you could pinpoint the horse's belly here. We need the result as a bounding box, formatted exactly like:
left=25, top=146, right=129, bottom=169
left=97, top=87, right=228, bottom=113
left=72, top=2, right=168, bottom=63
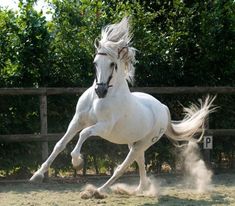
left=104, top=129, right=147, bottom=144
left=109, top=125, right=148, bottom=144
left=103, top=106, right=168, bottom=145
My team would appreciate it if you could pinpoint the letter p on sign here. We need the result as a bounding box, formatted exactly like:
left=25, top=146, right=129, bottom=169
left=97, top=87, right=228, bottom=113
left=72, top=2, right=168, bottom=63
left=204, top=136, right=213, bottom=149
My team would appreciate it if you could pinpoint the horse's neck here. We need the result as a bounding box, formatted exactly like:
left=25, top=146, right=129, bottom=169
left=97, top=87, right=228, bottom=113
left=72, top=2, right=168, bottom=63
left=112, top=63, right=131, bottom=95
left=112, top=75, right=131, bottom=96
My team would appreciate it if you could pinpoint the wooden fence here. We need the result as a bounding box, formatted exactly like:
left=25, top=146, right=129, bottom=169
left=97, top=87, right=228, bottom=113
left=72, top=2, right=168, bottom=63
left=0, top=87, right=235, bottom=164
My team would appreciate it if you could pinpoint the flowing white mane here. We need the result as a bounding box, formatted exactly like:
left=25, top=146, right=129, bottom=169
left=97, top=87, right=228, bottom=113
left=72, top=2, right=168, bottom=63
left=97, top=17, right=136, bottom=84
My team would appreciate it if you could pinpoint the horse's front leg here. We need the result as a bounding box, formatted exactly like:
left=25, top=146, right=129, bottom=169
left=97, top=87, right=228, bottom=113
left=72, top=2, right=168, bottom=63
left=30, top=113, right=84, bottom=183
left=70, top=122, right=111, bottom=169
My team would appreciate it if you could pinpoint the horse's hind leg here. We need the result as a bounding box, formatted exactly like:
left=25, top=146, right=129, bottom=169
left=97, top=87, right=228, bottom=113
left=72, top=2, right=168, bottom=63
left=97, top=134, right=162, bottom=194
left=30, top=113, right=83, bottom=183
left=97, top=142, right=145, bottom=193
left=135, top=153, right=150, bottom=194
left=127, top=144, right=149, bottom=194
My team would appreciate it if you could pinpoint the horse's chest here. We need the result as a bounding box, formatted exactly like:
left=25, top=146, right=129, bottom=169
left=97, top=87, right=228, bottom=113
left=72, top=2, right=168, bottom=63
left=93, top=100, right=114, bottom=119
left=93, top=97, right=127, bottom=120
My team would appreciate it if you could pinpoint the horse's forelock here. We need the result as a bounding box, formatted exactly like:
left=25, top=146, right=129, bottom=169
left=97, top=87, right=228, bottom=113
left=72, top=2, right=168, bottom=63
left=98, top=17, right=136, bottom=85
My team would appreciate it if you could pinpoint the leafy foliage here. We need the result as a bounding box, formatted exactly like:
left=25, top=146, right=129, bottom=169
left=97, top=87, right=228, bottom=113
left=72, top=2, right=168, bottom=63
left=0, top=0, right=50, bottom=87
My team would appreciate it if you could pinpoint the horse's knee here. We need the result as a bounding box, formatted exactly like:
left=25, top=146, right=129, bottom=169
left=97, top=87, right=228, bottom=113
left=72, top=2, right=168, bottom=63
left=71, top=152, right=83, bottom=169
left=54, top=142, right=66, bottom=153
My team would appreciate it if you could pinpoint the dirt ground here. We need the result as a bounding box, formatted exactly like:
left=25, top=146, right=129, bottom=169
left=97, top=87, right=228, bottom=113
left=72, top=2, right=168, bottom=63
left=0, top=173, right=234, bottom=206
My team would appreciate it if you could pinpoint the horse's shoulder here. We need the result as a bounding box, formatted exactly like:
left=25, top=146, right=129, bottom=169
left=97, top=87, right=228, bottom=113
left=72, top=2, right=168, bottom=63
left=76, top=87, right=94, bottom=111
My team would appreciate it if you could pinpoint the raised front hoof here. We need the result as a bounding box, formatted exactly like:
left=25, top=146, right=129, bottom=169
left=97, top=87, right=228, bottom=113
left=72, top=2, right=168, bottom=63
left=80, top=185, right=107, bottom=199
left=72, top=156, right=84, bottom=171
left=29, top=173, right=44, bottom=183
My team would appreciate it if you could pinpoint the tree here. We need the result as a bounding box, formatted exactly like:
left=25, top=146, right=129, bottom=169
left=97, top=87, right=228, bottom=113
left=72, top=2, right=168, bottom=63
left=0, top=0, right=51, bottom=87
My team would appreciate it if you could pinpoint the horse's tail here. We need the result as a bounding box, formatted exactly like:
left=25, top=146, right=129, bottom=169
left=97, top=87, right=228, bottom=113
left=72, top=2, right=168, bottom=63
left=165, top=96, right=216, bottom=144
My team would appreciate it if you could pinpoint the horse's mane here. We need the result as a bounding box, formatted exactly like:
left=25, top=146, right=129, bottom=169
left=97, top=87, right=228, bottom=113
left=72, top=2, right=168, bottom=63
left=98, top=17, right=136, bottom=84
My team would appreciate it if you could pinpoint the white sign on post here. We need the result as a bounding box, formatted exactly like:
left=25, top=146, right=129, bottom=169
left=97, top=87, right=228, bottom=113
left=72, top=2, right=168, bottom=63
left=203, top=136, right=213, bottom=149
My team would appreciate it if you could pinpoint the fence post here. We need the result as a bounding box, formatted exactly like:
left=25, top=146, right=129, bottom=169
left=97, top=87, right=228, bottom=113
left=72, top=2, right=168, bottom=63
left=40, top=93, right=48, bottom=177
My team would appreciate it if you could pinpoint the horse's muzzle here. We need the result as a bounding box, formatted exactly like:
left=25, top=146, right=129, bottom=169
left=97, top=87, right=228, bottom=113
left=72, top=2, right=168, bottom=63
left=95, top=83, right=109, bottom=98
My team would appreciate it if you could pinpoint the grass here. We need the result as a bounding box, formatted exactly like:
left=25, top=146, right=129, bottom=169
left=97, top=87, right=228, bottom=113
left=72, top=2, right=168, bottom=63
left=0, top=173, right=234, bottom=206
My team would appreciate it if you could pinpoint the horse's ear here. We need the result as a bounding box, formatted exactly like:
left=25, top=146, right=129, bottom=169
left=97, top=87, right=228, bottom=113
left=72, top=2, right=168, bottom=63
left=118, top=47, right=128, bottom=60
left=94, top=38, right=100, bottom=49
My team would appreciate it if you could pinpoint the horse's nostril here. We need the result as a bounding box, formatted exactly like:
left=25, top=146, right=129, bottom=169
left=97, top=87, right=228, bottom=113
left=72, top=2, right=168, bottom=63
left=95, top=84, right=108, bottom=98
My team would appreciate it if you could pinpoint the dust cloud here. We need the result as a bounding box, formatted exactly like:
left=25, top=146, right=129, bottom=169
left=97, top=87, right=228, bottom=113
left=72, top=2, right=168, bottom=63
left=80, top=176, right=161, bottom=199
left=182, top=141, right=213, bottom=193
left=111, top=176, right=161, bottom=197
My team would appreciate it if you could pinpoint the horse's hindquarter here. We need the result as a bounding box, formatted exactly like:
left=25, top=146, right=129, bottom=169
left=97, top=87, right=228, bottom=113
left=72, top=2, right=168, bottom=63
left=131, top=92, right=169, bottom=136
left=100, top=92, right=169, bottom=144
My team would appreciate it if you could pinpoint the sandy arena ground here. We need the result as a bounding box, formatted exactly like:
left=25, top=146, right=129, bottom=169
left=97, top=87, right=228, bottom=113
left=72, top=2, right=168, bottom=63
left=0, top=173, right=234, bottom=206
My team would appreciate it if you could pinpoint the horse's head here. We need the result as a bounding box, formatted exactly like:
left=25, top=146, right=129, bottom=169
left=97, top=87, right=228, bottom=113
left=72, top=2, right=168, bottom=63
left=93, top=17, right=136, bottom=99
left=93, top=49, right=117, bottom=99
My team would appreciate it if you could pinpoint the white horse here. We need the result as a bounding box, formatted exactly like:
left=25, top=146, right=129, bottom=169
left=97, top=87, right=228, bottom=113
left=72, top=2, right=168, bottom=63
left=30, top=17, right=215, bottom=197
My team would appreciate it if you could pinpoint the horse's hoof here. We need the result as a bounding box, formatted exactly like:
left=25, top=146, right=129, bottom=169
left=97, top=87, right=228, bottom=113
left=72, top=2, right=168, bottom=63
left=93, top=190, right=107, bottom=199
left=80, top=185, right=107, bottom=199
left=29, top=173, right=44, bottom=183
left=72, top=156, right=84, bottom=170
left=80, top=190, right=94, bottom=199
left=80, top=190, right=107, bottom=199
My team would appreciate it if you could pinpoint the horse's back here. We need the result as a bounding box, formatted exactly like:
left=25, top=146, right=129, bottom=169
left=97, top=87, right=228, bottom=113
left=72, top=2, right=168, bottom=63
left=131, top=92, right=164, bottom=110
